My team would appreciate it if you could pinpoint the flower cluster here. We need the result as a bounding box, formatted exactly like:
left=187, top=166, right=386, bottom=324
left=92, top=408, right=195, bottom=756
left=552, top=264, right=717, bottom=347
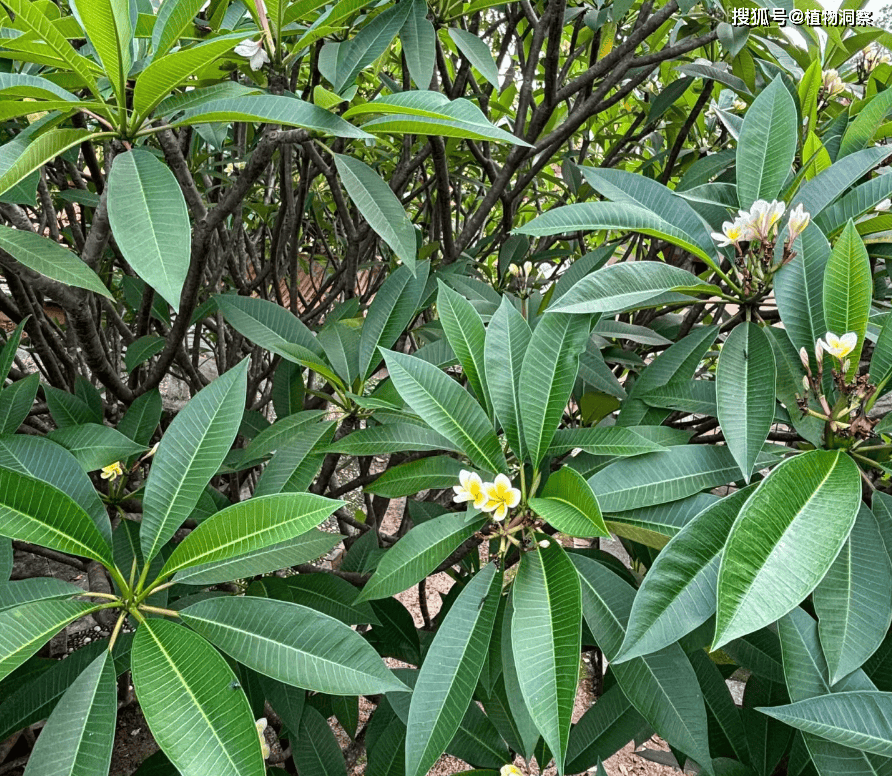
left=821, top=69, right=846, bottom=99
left=711, top=200, right=810, bottom=248
left=862, top=45, right=891, bottom=73
left=453, top=470, right=521, bottom=521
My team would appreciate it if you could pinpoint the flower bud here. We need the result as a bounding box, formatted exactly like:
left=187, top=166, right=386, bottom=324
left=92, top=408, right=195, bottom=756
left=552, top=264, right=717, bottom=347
left=799, top=347, right=810, bottom=370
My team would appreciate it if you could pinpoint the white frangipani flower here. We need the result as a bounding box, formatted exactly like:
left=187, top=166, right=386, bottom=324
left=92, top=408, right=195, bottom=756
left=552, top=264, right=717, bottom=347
left=739, top=199, right=785, bottom=241
left=821, top=69, right=845, bottom=98
left=481, top=474, right=521, bottom=522
left=876, top=198, right=891, bottom=213
left=453, top=469, right=487, bottom=509
left=732, top=98, right=747, bottom=111
left=786, top=203, right=811, bottom=242
left=235, top=38, right=270, bottom=71
left=711, top=217, right=753, bottom=247
left=817, top=331, right=858, bottom=360
left=255, top=718, right=270, bottom=760
left=501, top=766, right=524, bottom=776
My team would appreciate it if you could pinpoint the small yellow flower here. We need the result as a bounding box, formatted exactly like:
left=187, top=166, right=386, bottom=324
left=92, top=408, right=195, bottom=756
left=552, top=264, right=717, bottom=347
left=786, top=203, right=811, bottom=242
left=817, top=331, right=858, bottom=360
left=501, top=766, right=524, bottom=776
left=453, top=469, right=488, bottom=510
left=481, top=474, right=521, bottom=522
left=255, top=718, right=270, bottom=760
left=100, top=461, right=124, bottom=481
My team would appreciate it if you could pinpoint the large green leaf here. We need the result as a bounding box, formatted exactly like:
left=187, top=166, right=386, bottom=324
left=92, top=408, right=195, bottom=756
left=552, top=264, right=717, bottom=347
left=529, top=466, right=609, bottom=538
left=839, top=88, right=892, bottom=158
left=364, top=455, right=466, bottom=498
left=758, top=692, right=892, bottom=757
left=180, top=596, right=408, bottom=695
left=519, top=312, right=590, bottom=467
left=174, top=529, right=339, bottom=586
left=174, top=95, right=371, bottom=138
left=822, top=220, right=871, bottom=377
left=588, top=445, right=750, bottom=512
left=448, top=28, right=499, bottom=89
left=512, top=542, right=581, bottom=774
left=515, top=203, right=722, bottom=267
left=326, top=423, right=458, bottom=455
left=160, top=492, right=342, bottom=578
left=0, top=434, right=112, bottom=546
left=736, top=77, right=797, bottom=208
left=548, top=261, right=718, bottom=314
left=546, top=427, right=665, bottom=457
left=358, top=261, right=428, bottom=380
left=714, top=450, right=861, bottom=650
left=73, top=0, right=132, bottom=105
left=332, top=2, right=412, bottom=92
left=252, top=573, right=379, bottom=626
left=570, top=554, right=713, bottom=772
left=814, top=505, right=892, bottom=684
left=437, top=280, right=490, bottom=415
left=484, top=295, right=531, bottom=460
left=382, top=349, right=506, bottom=474
left=357, top=512, right=487, bottom=602
left=22, top=650, right=115, bottom=776
left=294, top=705, right=347, bottom=776
left=791, top=147, right=889, bottom=221
left=0, top=600, right=99, bottom=683
left=406, top=563, right=501, bottom=776
left=0, top=577, right=85, bottom=613
left=0, top=226, right=112, bottom=299
left=716, top=322, right=776, bottom=482
left=401, top=0, right=435, bottom=88
left=107, top=150, right=190, bottom=312
left=334, top=154, right=416, bottom=271
left=618, top=486, right=755, bottom=662
left=0, top=466, right=113, bottom=567
left=140, top=360, right=248, bottom=564
left=131, top=618, right=265, bottom=776
left=47, top=423, right=147, bottom=472
left=152, top=0, right=205, bottom=57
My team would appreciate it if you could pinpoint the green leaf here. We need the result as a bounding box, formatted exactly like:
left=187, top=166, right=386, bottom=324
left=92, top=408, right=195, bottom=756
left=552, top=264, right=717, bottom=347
left=758, top=692, right=892, bottom=757
left=357, top=512, right=488, bottom=602
left=140, top=360, right=248, bottom=564
left=152, top=0, right=205, bottom=57
left=357, top=94, right=531, bottom=146
left=0, top=130, right=109, bottom=199
left=520, top=312, right=590, bottom=467
left=180, top=596, right=408, bottom=695
left=0, top=537, right=9, bottom=582
left=736, top=77, right=798, bottom=208
left=294, top=705, right=348, bottom=776
left=332, top=2, right=412, bottom=92
left=0, top=373, right=39, bottom=434
left=47, top=423, right=147, bottom=472
left=0, top=317, right=27, bottom=385
left=0, top=466, right=113, bottom=566
left=448, top=28, right=499, bottom=89
left=529, top=466, right=609, bottom=538
left=382, top=349, right=506, bottom=474
left=546, top=427, right=665, bottom=457
left=516, top=203, right=722, bottom=268
left=406, top=563, right=501, bottom=776
left=22, top=650, right=115, bottom=776
left=714, top=450, right=862, bottom=650
left=131, top=618, right=265, bottom=776
left=107, top=150, right=190, bottom=312
left=839, top=88, right=892, bottom=158
left=0, top=577, right=84, bottom=613
left=822, top=220, right=871, bottom=378
left=0, top=600, right=99, bottom=683
left=605, top=494, right=718, bottom=551
left=255, top=573, right=379, bottom=626
left=512, top=542, right=581, bottom=774
left=548, top=261, right=719, bottom=314
left=174, top=95, right=371, bottom=138
left=2, top=0, right=100, bottom=95
left=570, top=553, right=713, bottom=772
left=0, top=226, right=112, bottom=299
left=317, top=321, right=360, bottom=387
left=334, top=154, right=416, bottom=271
left=252, top=431, right=330, bottom=498
left=484, top=295, right=531, bottom=460
left=44, top=386, right=97, bottom=429
left=175, top=529, right=339, bottom=586
left=125, top=336, right=167, bottom=373
left=365, top=455, right=466, bottom=498
left=814, top=505, right=892, bottom=684
left=134, top=37, right=241, bottom=122
left=716, top=323, right=777, bottom=482
left=359, top=261, right=429, bottom=380
left=401, top=0, right=435, bottom=88
left=326, top=423, right=459, bottom=455
left=74, top=0, right=132, bottom=105
left=588, top=446, right=752, bottom=512
left=618, top=486, right=755, bottom=662
left=161, top=492, right=342, bottom=578
left=437, top=280, right=490, bottom=415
